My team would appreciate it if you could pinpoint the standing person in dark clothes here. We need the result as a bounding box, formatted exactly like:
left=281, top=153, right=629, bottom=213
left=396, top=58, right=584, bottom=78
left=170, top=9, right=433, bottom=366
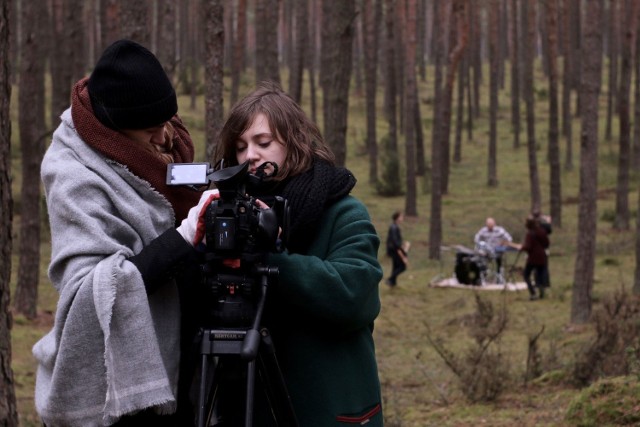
left=386, top=211, right=408, bottom=287
left=532, top=209, right=553, bottom=235
left=532, top=209, right=552, bottom=286
left=510, top=217, right=550, bottom=300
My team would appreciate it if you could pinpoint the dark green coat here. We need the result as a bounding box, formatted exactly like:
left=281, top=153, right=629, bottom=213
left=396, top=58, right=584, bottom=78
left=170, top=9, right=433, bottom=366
left=265, top=195, right=383, bottom=426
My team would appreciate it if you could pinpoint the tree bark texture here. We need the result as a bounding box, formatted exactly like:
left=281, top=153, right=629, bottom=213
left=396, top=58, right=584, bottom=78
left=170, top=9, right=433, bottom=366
left=203, top=0, right=224, bottom=162
left=156, top=0, right=177, bottom=83
left=15, top=0, right=46, bottom=319
left=605, top=0, right=618, bottom=142
left=230, top=0, right=246, bottom=105
left=633, top=6, right=640, bottom=171
left=572, top=0, right=603, bottom=325
left=613, top=0, right=639, bottom=231
left=561, top=0, right=574, bottom=170
left=320, top=0, right=355, bottom=166
left=255, top=0, right=280, bottom=85
left=429, top=0, right=445, bottom=260
left=363, top=0, right=380, bottom=185
left=118, top=0, right=149, bottom=46
left=523, top=0, right=541, bottom=212
left=288, top=0, right=307, bottom=104
left=510, top=0, right=520, bottom=149
left=488, top=0, right=499, bottom=187
left=0, top=0, right=18, bottom=423
left=402, top=0, right=418, bottom=217
left=546, top=0, right=562, bottom=228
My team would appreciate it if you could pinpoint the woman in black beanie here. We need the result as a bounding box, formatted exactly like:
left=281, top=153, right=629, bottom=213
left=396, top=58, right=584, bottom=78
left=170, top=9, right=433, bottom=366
left=33, top=39, right=214, bottom=426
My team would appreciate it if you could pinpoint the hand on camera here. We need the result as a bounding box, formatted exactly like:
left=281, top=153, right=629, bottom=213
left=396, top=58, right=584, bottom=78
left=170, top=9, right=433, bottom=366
left=177, top=189, right=220, bottom=246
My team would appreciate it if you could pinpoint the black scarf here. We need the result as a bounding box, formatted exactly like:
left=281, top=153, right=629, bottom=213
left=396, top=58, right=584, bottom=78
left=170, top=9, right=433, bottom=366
left=251, top=160, right=356, bottom=253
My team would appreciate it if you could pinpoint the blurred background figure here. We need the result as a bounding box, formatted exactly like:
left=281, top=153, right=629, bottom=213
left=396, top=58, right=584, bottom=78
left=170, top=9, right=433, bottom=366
left=474, top=217, right=513, bottom=274
left=386, top=211, right=408, bottom=287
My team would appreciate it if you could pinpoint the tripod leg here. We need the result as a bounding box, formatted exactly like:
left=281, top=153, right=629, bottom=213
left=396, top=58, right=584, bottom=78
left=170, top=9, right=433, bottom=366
left=245, top=360, right=256, bottom=427
left=257, top=329, right=299, bottom=427
left=197, top=354, right=209, bottom=427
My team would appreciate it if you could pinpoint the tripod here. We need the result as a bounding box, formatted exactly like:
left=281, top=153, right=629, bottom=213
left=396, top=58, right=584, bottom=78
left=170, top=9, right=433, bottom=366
left=195, top=266, right=299, bottom=427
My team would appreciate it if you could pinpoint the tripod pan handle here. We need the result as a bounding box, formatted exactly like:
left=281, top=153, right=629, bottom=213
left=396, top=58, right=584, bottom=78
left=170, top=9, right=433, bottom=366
left=241, top=329, right=261, bottom=360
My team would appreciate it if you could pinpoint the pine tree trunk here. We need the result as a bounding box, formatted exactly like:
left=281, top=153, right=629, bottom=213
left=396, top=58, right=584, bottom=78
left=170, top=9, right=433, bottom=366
left=605, top=0, right=618, bottom=142
left=488, top=0, right=499, bottom=187
left=119, top=0, right=149, bottom=45
left=255, top=0, right=280, bottom=85
left=0, top=0, right=18, bottom=422
left=561, top=0, right=574, bottom=170
left=523, top=0, right=541, bottom=212
left=230, top=0, right=247, bottom=105
left=572, top=0, right=603, bottom=325
left=510, top=0, right=521, bottom=149
left=320, top=0, right=354, bottom=167
left=203, top=0, right=224, bottom=162
left=363, top=0, right=380, bottom=185
left=403, top=0, right=418, bottom=217
left=613, top=0, right=639, bottom=230
left=288, top=0, right=307, bottom=103
left=546, top=0, right=562, bottom=228
left=15, top=0, right=47, bottom=319
left=429, top=0, right=445, bottom=260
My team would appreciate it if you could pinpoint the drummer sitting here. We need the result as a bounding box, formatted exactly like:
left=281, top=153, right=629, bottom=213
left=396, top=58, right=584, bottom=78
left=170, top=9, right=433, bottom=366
left=474, top=217, right=513, bottom=273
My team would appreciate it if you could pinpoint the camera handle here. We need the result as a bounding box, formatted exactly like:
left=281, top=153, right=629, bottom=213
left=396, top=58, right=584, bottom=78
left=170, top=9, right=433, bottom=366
left=240, top=266, right=276, bottom=361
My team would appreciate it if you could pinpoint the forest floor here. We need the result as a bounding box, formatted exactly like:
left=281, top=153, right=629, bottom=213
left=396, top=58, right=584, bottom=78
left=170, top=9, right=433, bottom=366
left=9, top=76, right=640, bottom=426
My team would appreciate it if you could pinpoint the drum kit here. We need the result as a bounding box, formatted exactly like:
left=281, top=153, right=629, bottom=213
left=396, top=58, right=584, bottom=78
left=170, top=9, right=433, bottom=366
left=452, top=242, right=503, bottom=286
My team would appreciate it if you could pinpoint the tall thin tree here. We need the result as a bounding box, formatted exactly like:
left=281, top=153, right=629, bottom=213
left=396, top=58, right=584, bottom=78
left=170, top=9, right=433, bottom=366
left=441, top=0, right=468, bottom=194
left=546, top=0, right=562, bottom=228
left=230, top=0, right=247, bottom=105
left=604, top=0, right=618, bottom=142
left=363, top=0, right=380, bottom=185
left=429, top=0, right=445, bottom=259
left=14, top=0, right=47, bottom=319
left=561, top=0, right=574, bottom=170
left=0, top=0, right=19, bottom=423
left=50, top=0, right=82, bottom=127
left=453, top=54, right=465, bottom=162
left=572, top=0, right=603, bottom=324
left=202, top=0, right=224, bottom=162
left=633, top=7, right=640, bottom=171
left=613, top=0, right=639, bottom=230
left=510, top=0, right=521, bottom=149
left=378, top=0, right=402, bottom=196
left=156, top=0, right=177, bottom=83
left=255, top=0, right=280, bottom=84
left=403, top=0, right=418, bottom=217
left=488, top=0, right=499, bottom=187
left=288, top=0, right=307, bottom=103
left=523, top=0, right=541, bottom=212
left=635, top=179, right=640, bottom=295
left=320, top=0, right=355, bottom=166
left=429, top=0, right=468, bottom=258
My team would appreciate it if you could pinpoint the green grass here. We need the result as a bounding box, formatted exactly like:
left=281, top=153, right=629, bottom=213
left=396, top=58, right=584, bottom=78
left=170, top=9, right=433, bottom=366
left=9, top=63, right=640, bottom=426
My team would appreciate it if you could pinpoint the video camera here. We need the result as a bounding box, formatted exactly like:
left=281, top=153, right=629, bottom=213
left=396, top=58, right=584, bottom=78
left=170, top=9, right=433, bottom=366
left=167, top=160, right=290, bottom=328
left=167, top=160, right=299, bottom=426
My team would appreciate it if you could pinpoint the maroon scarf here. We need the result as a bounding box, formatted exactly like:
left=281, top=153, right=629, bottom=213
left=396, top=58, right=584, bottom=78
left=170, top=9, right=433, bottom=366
left=71, top=77, right=200, bottom=222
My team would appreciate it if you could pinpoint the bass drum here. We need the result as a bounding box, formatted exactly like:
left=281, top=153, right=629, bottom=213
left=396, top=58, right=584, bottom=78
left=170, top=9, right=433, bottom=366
left=455, top=253, right=482, bottom=285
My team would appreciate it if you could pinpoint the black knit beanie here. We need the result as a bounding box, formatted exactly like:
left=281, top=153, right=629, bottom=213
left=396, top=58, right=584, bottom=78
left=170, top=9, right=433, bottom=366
left=88, top=39, right=177, bottom=130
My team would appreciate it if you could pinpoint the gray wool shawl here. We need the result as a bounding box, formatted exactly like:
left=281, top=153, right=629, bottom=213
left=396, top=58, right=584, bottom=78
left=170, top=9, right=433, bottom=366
left=33, top=109, right=182, bottom=426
